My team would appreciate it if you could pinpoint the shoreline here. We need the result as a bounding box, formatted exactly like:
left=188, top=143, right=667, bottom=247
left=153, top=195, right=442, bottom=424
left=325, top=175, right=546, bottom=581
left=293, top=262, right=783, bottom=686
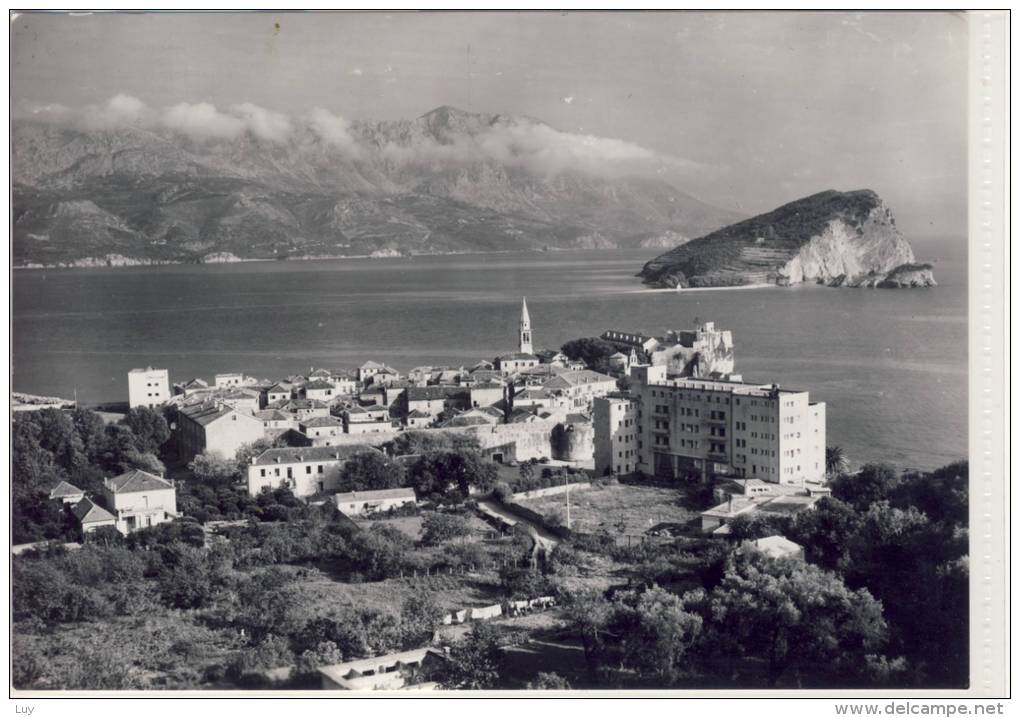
left=12, top=246, right=662, bottom=271
left=631, top=282, right=780, bottom=293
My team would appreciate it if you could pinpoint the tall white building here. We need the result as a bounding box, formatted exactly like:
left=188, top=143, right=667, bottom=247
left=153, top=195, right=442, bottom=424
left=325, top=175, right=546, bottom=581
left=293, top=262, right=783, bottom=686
left=609, top=364, right=826, bottom=486
left=128, top=367, right=170, bottom=408
left=519, top=297, right=533, bottom=354
left=594, top=395, right=639, bottom=476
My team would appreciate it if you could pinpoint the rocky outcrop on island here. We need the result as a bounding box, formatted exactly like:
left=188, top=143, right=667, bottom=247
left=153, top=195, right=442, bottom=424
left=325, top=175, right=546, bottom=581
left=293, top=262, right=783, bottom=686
left=638, top=190, right=935, bottom=289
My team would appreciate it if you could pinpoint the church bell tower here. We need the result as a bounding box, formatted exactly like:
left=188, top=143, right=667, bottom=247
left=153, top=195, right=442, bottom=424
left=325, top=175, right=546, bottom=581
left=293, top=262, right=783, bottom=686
left=519, top=297, right=533, bottom=354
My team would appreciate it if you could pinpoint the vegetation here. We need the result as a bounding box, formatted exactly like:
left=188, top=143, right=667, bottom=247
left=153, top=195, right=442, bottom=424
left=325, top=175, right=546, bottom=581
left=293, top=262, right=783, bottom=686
left=10, top=402, right=969, bottom=692
left=560, top=337, right=619, bottom=374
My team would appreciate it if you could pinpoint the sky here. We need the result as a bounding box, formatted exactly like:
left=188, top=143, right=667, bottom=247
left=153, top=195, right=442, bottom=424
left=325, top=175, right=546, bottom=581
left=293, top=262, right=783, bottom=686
left=11, top=11, right=969, bottom=238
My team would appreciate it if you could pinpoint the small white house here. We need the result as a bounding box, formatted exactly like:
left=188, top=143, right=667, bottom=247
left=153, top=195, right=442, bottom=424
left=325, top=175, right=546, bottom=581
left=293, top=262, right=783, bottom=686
left=333, top=487, right=416, bottom=516
left=101, top=469, right=177, bottom=534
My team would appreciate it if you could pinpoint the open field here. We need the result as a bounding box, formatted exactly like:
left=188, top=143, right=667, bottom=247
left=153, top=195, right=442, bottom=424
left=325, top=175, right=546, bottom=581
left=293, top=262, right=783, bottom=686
left=516, top=482, right=701, bottom=536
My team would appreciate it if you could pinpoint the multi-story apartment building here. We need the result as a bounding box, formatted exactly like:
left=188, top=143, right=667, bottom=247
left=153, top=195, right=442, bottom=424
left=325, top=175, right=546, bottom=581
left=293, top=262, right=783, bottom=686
left=593, top=395, right=639, bottom=476
left=128, top=367, right=170, bottom=409
left=619, top=364, right=825, bottom=486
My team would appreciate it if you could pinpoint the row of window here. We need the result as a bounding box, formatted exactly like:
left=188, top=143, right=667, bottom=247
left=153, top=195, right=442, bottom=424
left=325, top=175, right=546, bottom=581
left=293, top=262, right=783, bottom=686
left=258, top=464, right=328, bottom=478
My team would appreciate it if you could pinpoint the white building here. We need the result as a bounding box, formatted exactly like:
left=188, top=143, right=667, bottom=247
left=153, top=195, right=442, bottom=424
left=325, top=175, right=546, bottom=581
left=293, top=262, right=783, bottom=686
left=176, top=402, right=265, bottom=460
left=128, top=367, right=170, bottom=409
left=246, top=445, right=379, bottom=498
left=333, top=487, right=417, bottom=516
left=100, top=469, right=177, bottom=534
left=214, top=372, right=245, bottom=389
left=542, top=369, right=618, bottom=412
left=620, top=364, right=826, bottom=486
left=593, top=395, right=639, bottom=477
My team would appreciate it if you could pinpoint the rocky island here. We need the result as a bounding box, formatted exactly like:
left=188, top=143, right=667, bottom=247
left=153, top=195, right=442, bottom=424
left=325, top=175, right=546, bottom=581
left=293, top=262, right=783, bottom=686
left=638, top=189, right=936, bottom=289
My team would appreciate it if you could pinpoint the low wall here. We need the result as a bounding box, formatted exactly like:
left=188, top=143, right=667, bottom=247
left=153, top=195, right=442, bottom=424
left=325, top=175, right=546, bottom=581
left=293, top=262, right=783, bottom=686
left=512, top=481, right=592, bottom=501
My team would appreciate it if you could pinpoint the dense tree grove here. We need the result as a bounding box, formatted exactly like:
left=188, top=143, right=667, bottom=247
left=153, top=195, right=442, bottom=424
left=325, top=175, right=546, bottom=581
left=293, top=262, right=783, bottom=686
left=559, top=337, right=619, bottom=374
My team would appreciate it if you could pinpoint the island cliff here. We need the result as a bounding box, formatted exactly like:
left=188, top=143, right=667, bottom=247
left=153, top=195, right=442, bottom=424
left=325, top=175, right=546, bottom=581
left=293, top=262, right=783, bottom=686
left=638, top=190, right=936, bottom=289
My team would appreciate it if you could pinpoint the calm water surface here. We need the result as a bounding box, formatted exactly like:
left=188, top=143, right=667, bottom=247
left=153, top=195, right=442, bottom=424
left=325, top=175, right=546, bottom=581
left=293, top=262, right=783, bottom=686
left=13, top=239, right=967, bottom=471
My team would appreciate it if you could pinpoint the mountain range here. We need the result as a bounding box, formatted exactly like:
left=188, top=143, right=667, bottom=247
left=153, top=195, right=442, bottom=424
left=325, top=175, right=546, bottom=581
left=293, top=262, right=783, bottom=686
left=12, top=105, right=742, bottom=267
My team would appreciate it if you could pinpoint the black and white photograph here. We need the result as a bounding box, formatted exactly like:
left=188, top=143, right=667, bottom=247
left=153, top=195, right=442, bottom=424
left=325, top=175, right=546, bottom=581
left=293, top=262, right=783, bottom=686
left=6, top=9, right=1008, bottom=702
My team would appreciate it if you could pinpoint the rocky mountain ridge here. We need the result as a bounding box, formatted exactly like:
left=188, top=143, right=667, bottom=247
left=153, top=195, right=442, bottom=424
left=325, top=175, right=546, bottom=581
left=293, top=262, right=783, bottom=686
left=12, top=105, right=741, bottom=267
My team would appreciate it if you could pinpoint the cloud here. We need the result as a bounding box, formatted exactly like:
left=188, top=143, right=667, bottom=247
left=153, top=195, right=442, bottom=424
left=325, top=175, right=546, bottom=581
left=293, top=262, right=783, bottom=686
left=562, top=96, right=574, bottom=104
left=307, top=107, right=358, bottom=152
left=18, top=94, right=154, bottom=131
left=378, top=117, right=698, bottom=179
left=231, top=102, right=292, bottom=143
left=350, top=67, right=363, bottom=76
left=162, top=102, right=245, bottom=142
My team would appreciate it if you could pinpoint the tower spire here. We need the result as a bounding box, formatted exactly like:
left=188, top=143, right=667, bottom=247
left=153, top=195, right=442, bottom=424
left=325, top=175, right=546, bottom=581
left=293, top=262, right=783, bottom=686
left=519, top=297, right=533, bottom=354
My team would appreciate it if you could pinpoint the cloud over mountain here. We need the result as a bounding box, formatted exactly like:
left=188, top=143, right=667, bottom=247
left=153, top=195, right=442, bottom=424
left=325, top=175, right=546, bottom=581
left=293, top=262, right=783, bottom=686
left=16, top=94, right=703, bottom=181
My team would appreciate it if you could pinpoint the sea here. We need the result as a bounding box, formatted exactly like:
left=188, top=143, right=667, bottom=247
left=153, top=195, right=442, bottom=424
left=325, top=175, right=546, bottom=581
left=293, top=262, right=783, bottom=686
left=12, top=237, right=967, bottom=471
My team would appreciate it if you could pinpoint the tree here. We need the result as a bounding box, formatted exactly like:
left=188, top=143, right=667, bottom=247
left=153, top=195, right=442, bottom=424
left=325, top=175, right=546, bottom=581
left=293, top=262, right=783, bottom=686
left=788, top=496, right=862, bottom=572
left=830, top=463, right=899, bottom=511
left=340, top=450, right=406, bottom=491
left=124, top=407, right=171, bottom=454
left=434, top=622, right=506, bottom=690
left=408, top=449, right=497, bottom=502
left=560, top=337, right=618, bottom=373
left=618, top=586, right=703, bottom=685
left=527, top=672, right=571, bottom=689
left=825, top=445, right=850, bottom=479
left=389, top=430, right=480, bottom=457
left=563, top=588, right=615, bottom=676
left=420, top=512, right=472, bottom=545
left=70, top=407, right=108, bottom=464
left=706, top=550, right=887, bottom=686
left=189, top=450, right=240, bottom=484
left=398, top=593, right=441, bottom=649
left=227, top=635, right=295, bottom=687
left=726, top=511, right=792, bottom=541
left=97, top=423, right=144, bottom=473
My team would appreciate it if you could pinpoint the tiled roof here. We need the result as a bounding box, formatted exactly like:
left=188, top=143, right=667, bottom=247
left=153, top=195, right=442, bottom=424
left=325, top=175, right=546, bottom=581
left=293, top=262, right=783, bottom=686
left=407, top=386, right=467, bottom=402
left=360, top=361, right=385, bottom=370
left=48, top=480, right=84, bottom=499
left=180, top=402, right=238, bottom=426
left=543, top=369, right=616, bottom=390
left=496, top=352, right=539, bottom=361
left=334, top=487, right=416, bottom=503
left=346, top=404, right=389, bottom=415
left=269, top=398, right=329, bottom=410
left=303, top=380, right=335, bottom=391
left=564, top=413, right=591, bottom=424
left=256, top=409, right=292, bottom=422
left=106, top=469, right=174, bottom=493
left=72, top=497, right=116, bottom=524
left=300, top=416, right=343, bottom=427
left=251, top=445, right=378, bottom=466
left=405, top=409, right=432, bottom=419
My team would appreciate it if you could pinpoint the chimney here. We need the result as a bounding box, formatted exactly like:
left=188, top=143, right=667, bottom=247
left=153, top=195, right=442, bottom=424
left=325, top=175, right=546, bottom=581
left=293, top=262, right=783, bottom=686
left=728, top=494, right=734, bottom=513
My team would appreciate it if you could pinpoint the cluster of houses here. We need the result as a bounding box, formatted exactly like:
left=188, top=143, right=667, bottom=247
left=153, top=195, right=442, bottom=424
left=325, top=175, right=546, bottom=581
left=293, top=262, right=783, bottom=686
left=48, top=469, right=178, bottom=538
left=129, top=298, right=621, bottom=471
